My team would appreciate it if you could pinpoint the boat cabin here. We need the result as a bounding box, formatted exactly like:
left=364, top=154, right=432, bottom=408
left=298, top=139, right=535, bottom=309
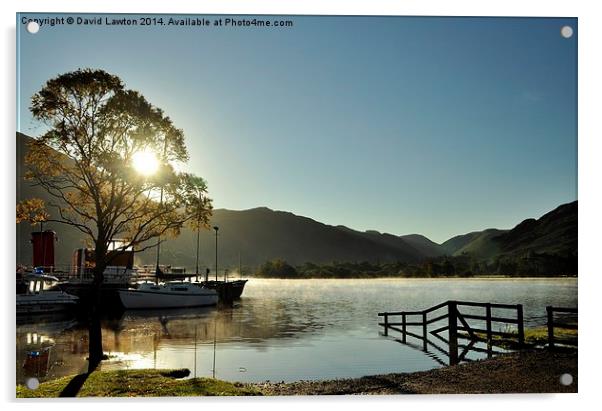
left=23, top=274, right=60, bottom=295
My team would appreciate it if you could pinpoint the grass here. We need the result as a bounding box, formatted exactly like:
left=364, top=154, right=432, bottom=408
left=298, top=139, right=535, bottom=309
left=464, top=326, right=577, bottom=349
left=17, top=350, right=578, bottom=397
left=16, top=369, right=261, bottom=398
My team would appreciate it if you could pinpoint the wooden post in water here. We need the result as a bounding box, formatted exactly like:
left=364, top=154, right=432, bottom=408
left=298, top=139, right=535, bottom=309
left=383, top=313, right=389, bottom=336
left=448, top=301, right=458, bottom=365
left=547, top=306, right=554, bottom=349
left=486, top=303, right=493, bottom=358
left=421, top=311, right=427, bottom=350
left=402, top=313, right=407, bottom=343
left=517, top=304, right=525, bottom=347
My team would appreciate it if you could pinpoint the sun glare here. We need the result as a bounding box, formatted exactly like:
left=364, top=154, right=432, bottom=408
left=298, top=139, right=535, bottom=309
left=132, top=149, right=160, bottom=176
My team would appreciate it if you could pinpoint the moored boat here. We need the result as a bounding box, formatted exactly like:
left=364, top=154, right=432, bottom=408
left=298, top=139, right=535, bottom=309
left=118, top=281, right=218, bottom=309
left=17, top=274, right=79, bottom=315
left=202, top=279, right=248, bottom=300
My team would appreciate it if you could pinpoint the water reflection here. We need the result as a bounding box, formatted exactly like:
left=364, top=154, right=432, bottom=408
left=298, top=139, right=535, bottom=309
left=16, top=278, right=577, bottom=384
left=382, top=325, right=509, bottom=367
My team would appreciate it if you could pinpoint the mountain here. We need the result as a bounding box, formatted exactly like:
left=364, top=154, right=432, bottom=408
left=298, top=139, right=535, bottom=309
left=343, top=228, right=426, bottom=258
left=441, top=229, right=507, bottom=259
left=16, top=132, right=577, bottom=274
left=15, top=133, right=438, bottom=268
left=399, top=234, right=446, bottom=258
left=495, top=201, right=577, bottom=258
left=136, top=207, right=426, bottom=269
left=440, top=202, right=577, bottom=261
left=17, top=133, right=86, bottom=268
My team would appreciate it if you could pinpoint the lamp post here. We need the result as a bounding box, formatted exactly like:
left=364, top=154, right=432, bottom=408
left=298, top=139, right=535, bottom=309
left=195, top=192, right=202, bottom=281
left=213, top=226, right=219, bottom=281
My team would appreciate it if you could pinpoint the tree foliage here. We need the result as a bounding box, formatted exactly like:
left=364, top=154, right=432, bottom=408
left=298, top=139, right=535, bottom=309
left=252, top=254, right=577, bottom=279
left=16, top=198, right=49, bottom=225
left=19, top=68, right=212, bottom=276
left=255, top=259, right=299, bottom=278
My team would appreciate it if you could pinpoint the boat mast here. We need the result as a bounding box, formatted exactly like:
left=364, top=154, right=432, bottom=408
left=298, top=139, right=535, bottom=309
left=154, top=137, right=168, bottom=284
left=213, top=226, right=219, bottom=281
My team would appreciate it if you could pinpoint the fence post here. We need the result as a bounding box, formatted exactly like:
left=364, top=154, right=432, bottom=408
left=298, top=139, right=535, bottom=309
left=485, top=303, right=492, bottom=357
left=402, top=313, right=407, bottom=343
left=448, top=301, right=458, bottom=365
left=383, top=313, right=389, bottom=336
left=547, top=306, right=554, bottom=349
left=517, top=304, right=524, bottom=347
left=422, top=311, right=428, bottom=350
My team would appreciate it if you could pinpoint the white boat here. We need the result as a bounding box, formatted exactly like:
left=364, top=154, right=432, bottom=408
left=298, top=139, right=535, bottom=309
left=118, top=282, right=219, bottom=309
left=17, top=274, right=79, bottom=315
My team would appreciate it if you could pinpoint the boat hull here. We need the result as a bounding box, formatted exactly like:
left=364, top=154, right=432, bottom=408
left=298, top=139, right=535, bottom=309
left=118, top=288, right=218, bottom=309
left=203, top=279, right=248, bottom=300
left=16, top=293, right=78, bottom=315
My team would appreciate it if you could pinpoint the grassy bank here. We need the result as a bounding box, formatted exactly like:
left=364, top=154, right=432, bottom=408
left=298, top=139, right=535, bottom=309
left=461, top=326, right=578, bottom=349
left=17, top=350, right=576, bottom=397
left=17, top=369, right=260, bottom=398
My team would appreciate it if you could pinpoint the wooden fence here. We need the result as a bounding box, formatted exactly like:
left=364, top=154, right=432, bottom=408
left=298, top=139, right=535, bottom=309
left=546, top=306, right=578, bottom=348
left=378, top=300, right=525, bottom=365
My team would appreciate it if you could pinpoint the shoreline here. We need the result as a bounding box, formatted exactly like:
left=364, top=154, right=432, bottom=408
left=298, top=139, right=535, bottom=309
left=247, top=276, right=577, bottom=280
left=250, top=349, right=577, bottom=395
left=17, top=349, right=577, bottom=397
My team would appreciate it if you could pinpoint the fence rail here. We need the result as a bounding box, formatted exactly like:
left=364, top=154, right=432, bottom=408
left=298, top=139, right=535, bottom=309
left=378, top=300, right=525, bottom=346
left=378, top=300, right=526, bottom=365
left=380, top=301, right=578, bottom=360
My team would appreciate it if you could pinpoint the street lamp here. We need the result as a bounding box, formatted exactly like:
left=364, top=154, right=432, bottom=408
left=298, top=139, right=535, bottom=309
left=213, top=226, right=219, bottom=281
left=195, top=192, right=203, bottom=281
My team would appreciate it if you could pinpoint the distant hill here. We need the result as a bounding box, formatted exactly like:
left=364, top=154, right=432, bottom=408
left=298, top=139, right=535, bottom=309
left=440, top=202, right=577, bottom=262
left=441, top=229, right=508, bottom=260
left=16, top=132, right=577, bottom=275
left=495, top=201, right=577, bottom=258
left=137, top=207, right=427, bottom=270
left=17, top=133, right=85, bottom=268
left=399, top=234, right=446, bottom=258
left=17, top=133, right=431, bottom=267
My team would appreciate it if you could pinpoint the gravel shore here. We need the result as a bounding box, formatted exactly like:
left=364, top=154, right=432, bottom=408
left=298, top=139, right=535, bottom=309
left=251, top=349, right=577, bottom=395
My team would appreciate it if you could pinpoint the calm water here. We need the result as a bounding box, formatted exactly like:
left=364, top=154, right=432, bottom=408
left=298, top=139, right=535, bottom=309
left=17, top=278, right=577, bottom=384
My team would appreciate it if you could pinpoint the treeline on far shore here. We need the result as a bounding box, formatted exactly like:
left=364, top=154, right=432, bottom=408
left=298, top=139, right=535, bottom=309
left=252, top=253, right=578, bottom=279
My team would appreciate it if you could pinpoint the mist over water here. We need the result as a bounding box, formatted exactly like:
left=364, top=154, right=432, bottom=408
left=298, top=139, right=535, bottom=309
left=17, top=278, right=577, bottom=383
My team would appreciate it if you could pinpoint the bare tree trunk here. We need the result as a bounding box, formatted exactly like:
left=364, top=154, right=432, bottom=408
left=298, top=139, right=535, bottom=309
left=87, top=263, right=105, bottom=373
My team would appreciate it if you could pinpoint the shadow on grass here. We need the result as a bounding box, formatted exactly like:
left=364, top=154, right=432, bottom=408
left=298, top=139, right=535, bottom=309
left=58, top=372, right=91, bottom=397
left=58, top=356, right=103, bottom=397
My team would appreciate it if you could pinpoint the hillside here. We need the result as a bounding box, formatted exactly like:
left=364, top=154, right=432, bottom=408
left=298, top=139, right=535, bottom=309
left=495, top=201, right=577, bottom=258
left=441, top=229, right=508, bottom=260
left=137, top=207, right=426, bottom=269
left=17, top=133, right=431, bottom=268
left=440, top=202, right=577, bottom=263
left=399, top=234, right=446, bottom=258
left=16, top=132, right=577, bottom=275
left=17, top=133, right=85, bottom=268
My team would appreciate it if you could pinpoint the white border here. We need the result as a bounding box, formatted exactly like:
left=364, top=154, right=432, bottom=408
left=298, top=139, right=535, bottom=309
left=2, top=1, right=600, bottom=410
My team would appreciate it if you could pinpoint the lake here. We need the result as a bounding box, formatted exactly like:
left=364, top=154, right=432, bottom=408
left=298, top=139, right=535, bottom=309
left=16, top=278, right=577, bottom=384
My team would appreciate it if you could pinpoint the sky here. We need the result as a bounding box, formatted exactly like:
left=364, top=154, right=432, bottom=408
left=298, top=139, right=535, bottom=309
left=17, top=14, right=577, bottom=243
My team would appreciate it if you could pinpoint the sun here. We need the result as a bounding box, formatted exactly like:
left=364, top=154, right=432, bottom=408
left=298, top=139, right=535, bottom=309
left=132, top=149, right=160, bottom=176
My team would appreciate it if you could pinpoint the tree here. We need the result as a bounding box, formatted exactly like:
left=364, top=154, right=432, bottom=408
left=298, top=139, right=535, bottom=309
left=255, top=259, right=298, bottom=278
left=17, top=69, right=212, bottom=370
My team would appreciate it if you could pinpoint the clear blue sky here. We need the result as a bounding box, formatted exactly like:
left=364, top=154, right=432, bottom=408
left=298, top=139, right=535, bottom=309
left=17, top=14, right=577, bottom=243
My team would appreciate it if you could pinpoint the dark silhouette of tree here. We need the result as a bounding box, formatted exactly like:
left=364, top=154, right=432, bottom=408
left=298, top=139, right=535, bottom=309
left=17, top=68, right=212, bottom=371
